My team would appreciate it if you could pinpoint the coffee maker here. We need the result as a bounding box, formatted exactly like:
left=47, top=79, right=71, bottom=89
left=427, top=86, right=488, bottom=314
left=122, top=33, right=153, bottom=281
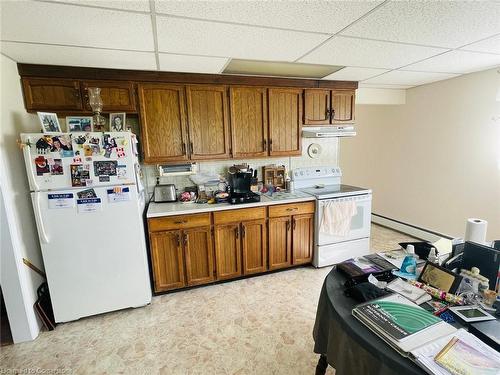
left=227, top=164, right=260, bottom=204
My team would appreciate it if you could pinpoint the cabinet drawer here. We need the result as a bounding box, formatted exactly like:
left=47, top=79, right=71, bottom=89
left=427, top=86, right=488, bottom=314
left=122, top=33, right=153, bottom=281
left=213, top=207, right=266, bottom=225
left=268, top=202, right=315, bottom=217
left=148, top=213, right=210, bottom=232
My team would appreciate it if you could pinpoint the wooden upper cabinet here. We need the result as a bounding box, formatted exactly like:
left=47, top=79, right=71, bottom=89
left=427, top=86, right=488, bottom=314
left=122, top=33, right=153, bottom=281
left=81, top=80, right=136, bottom=112
left=292, top=214, right=314, bottom=265
left=183, top=226, right=214, bottom=286
left=22, top=78, right=83, bottom=111
left=331, top=89, right=355, bottom=123
left=242, top=219, right=267, bottom=275
left=303, top=89, right=330, bottom=125
left=150, top=230, right=185, bottom=292
left=229, top=87, right=268, bottom=158
left=138, top=84, right=189, bottom=164
left=214, top=224, right=242, bottom=280
left=268, top=216, right=292, bottom=270
left=185, top=85, right=230, bottom=160
left=268, top=88, right=302, bottom=156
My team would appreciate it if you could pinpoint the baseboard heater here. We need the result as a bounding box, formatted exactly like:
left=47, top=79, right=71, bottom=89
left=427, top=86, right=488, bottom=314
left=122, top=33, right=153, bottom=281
left=371, top=213, right=453, bottom=242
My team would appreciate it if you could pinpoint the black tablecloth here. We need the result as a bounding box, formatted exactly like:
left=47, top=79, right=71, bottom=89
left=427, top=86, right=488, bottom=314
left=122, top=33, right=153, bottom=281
left=313, top=267, right=426, bottom=375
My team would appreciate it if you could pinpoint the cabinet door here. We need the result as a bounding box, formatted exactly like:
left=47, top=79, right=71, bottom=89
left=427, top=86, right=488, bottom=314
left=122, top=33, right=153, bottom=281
left=268, top=88, right=302, bottom=156
left=331, top=89, right=355, bottom=123
left=22, top=78, right=83, bottom=111
left=183, top=226, right=214, bottom=286
left=214, top=224, right=242, bottom=280
left=242, top=219, right=267, bottom=275
left=138, top=84, right=189, bottom=164
left=81, top=80, right=136, bottom=112
left=149, top=230, right=185, bottom=292
left=268, top=216, right=292, bottom=270
left=186, top=85, right=230, bottom=160
left=229, top=87, right=268, bottom=158
left=292, top=214, right=314, bottom=265
left=303, top=89, right=330, bottom=125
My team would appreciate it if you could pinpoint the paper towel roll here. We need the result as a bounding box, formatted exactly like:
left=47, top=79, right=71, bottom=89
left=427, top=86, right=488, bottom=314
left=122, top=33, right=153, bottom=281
left=464, top=218, right=488, bottom=244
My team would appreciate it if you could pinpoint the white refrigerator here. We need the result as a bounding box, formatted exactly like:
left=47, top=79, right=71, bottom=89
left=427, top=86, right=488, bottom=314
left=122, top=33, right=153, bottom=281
left=20, top=132, right=151, bottom=323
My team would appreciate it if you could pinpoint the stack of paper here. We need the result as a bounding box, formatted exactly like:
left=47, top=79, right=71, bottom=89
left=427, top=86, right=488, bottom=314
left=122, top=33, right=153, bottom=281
left=387, top=278, right=432, bottom=304
left=411, top=328, right=500, bottom=375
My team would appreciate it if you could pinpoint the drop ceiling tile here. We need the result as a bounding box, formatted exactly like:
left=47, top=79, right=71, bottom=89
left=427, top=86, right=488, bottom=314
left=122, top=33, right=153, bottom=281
left=323, top=67, right=389, bottom=81
left=359, top=83, right=414, bottom=90
left=402, top=50, right=500, bottom=74
left=363, top=70, right=459, bottom=86
left=155, top=0, right=383, bottom=34
left=159, top=53, right=228, bottom=73
left=460, top=34, right=500, bottom=55
left=156, top=16, right=329, bottom=62
left=299, top=36, right=446, bottom=69
left=41, top=0, right=150, bottom=12
left=341, top=1, right=500, bottom=48
left=1, top=1, right=154, bottom=50
left=1, top=42, right=157, bottom=70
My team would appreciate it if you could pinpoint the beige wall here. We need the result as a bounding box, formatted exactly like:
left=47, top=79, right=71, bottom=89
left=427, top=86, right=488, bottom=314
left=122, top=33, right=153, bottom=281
left=1, top=54, right=43, bottom=340
left=341, top=68, right=500, bottom=239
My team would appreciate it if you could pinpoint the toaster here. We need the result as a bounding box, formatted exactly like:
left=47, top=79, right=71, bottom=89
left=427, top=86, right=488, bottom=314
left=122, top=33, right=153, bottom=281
left=154, top=184, right=177, bottom=202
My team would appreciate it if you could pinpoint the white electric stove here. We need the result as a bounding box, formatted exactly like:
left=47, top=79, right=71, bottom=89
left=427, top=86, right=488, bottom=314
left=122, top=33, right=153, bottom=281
left=292, top=167, right=372, bottom=267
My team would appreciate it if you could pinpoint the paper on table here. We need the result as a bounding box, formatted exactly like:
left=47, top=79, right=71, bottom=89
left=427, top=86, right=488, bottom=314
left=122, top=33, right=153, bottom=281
left=411, top=328, right=500, bottom=375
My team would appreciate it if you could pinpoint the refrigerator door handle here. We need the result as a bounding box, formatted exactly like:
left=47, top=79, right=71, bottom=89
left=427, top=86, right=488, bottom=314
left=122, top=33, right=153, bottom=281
left=34, top=192, right=49, bottom=244
left=23, top=143, right=39, bottom=191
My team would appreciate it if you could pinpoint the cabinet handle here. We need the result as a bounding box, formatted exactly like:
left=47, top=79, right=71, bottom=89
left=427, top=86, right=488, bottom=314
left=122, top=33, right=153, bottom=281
left=189, top=141, right=194, bottom=154
left=292, top=218, right=296, bottom=230
left=73, top=89, right=81, bottom=98
left=235, top=226, right=239, bottom=239
left=242, top=226, right=246, bottom=237
left=331, top=108, right=335, bottom=121
left=176, top=233, right=181, bottom=247
left=286, top=220, right=290, bottom=231
left=183, top=233, right=188, bottom=246
left=263, top=139, right=267, bottom=151
left=286, top=207, right=298, bottom=211
left=181, top=142, right=186, bottom=155
left=173, top=220, right=187, bottom=224
left=269, top=139, right=273, bottom=151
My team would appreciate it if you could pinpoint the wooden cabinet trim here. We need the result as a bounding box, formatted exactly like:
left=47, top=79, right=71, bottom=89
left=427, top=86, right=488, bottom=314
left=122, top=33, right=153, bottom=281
left=18, top=63, right=358, bottom=90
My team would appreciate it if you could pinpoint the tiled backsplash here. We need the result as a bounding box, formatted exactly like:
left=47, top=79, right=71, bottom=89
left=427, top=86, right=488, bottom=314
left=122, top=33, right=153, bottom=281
left=141, top=137, right=339, bottom=194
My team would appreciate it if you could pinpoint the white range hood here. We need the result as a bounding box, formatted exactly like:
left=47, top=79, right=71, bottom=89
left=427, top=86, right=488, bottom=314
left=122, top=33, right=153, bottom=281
left=302, top=126, right=356, bottom=138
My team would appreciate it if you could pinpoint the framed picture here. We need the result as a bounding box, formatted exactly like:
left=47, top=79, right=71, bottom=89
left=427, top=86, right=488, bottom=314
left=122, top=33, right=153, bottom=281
left=418, top=262, right=463, bottom=293
left=37, top=112, right=61, bottom=134
left=109, top=113, right=126, bottom=132
left=66, top=116, right=93, bottom=132
left=449, top=306, right=496, bottom=323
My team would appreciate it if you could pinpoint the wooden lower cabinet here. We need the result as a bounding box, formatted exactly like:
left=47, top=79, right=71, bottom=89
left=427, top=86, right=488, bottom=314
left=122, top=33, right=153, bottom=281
left=242, top=219, right=267, bottom=275
left=150, top=230, right=185, bottom=292
left=268, top=216, right=292, bottom=270
left=292, top=214, right=314, bottom=265
left=148, top=203, right=314, bottom=293
left=183, top=226, right=215, bottom=286
left=214, top=224, right=242, bottom=280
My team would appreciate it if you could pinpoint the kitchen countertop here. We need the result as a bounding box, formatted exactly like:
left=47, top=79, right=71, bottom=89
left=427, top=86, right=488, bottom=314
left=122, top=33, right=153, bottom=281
left=147, top=191, right=315, bottom=218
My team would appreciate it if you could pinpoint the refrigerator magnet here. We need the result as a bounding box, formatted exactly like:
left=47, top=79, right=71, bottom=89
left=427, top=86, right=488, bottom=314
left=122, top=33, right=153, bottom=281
left=50, top=159, right=63, bottom=175
left=116, top=165, right=127, bottom=179
left=99, top=176, right=110, bottom=182
left=116, top=147, right=125, bottom=158
left=48, top=193, right=75, bottom=209
left=70, top=164, right=90, bottom=187
left=77, top=189, right=97, bottom=199
left=107, top=187, right=130, bottom=203
left=94, top=161, right=117, bottom=176
left=76, top=198, right=102, bottom=213
left=35, top=156, right=50, bottom=176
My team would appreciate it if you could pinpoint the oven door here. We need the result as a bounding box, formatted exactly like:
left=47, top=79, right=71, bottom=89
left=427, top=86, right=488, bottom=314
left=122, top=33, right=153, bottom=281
left=316, top=193, right=372, bottom=245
